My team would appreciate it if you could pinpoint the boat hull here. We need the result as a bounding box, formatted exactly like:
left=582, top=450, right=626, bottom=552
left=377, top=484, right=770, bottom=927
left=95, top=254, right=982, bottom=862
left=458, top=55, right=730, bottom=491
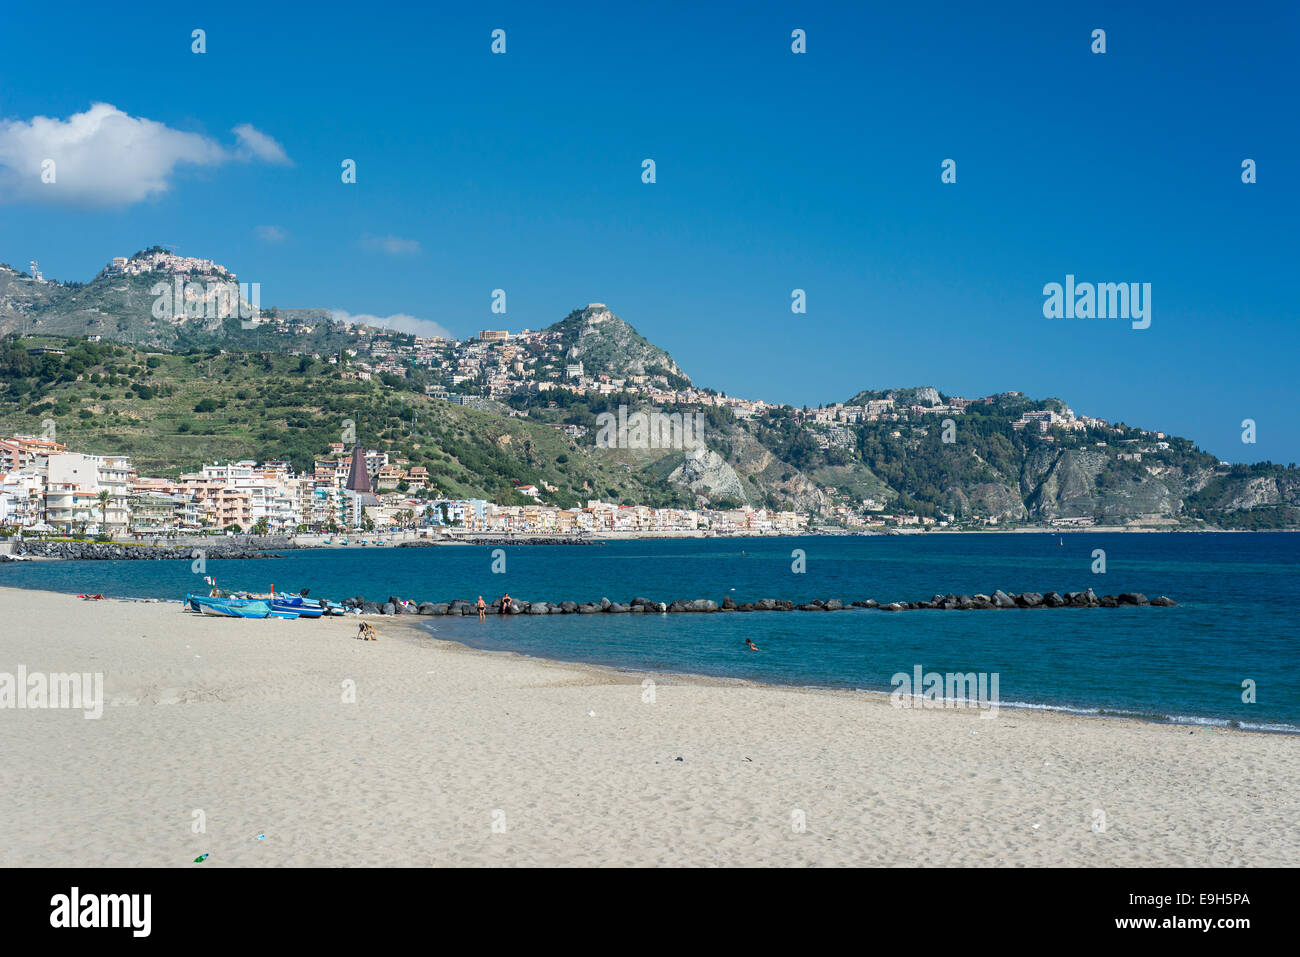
left=189, top=595, right=273, bottom=618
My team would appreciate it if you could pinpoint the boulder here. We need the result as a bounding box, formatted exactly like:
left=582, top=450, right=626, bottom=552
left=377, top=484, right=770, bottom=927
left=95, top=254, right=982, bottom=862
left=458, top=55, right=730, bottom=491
left=1098, top=595, right=1119, bottom=608
left=1016, top=592, right=1044, bottom=608
left=1150, top=595, right=1177, bottom=606
left=607, top=603, right=629, bottom=613
left=578, top=603, right=601, bottom=614
left=1043, top=591, right=1065, bottom=608
left=721, top=596, right=736, bottom=610
left=1118, top=592, right=1149, bottom=606
left=361, top=601, right=382, bottom=615
left=823, top=599, right=843, bottom=611
left=559, top=601, right=578, bottom=614
left=527, top=602, right=550, bottom=615
left=417, top=602, right=437, bottom=615
left=881, top=602, right=906, bottom=612
left=991, top=589, right=1017, bottom=609
left=381, top=602, right=396, bottom=616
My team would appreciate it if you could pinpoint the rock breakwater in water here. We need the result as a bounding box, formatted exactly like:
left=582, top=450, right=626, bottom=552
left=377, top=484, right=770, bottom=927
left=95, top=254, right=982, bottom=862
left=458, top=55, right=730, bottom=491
left=340, top=588, right=1176, bottom=617
left=9, top=541, right=281, bottom=561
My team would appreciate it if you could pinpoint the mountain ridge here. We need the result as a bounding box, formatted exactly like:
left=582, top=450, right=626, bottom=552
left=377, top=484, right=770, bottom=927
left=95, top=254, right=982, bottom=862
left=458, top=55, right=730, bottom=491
left=2, top=250, right=1296, bottom=528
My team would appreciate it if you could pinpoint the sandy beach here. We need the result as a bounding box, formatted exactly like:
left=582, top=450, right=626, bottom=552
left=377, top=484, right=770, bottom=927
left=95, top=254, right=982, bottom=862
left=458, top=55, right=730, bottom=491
left=0, top=585, right=1295, bottom=867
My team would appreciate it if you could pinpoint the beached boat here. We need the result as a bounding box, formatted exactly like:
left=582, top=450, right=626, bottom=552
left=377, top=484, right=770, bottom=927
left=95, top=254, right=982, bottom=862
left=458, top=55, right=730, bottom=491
left=194, top=597, right=273, bottom=619
left=270, top=595, right=323, bottom=618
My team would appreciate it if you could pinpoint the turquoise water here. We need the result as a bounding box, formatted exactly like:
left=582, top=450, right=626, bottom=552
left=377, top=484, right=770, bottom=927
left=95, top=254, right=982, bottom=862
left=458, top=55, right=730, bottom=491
left=3, top=533, right=1297, bottom=730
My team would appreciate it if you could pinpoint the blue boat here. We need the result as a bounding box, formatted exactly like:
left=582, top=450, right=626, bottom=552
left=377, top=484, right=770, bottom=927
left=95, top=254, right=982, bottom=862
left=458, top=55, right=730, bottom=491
left=271, top=594, right=324, bottom=618
left=188, top=595, right=273, bottom=619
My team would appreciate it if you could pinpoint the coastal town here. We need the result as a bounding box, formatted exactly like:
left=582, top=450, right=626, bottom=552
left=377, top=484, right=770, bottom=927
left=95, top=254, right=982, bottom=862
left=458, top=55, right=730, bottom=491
left=0, top=256, right=1252, bottom=534
left=0, top=432, right=810, bottom=537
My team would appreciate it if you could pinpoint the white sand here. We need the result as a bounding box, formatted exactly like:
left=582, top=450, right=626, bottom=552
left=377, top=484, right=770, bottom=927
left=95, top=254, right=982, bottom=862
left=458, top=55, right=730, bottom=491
left=0, top=586, right=1295, bottom=867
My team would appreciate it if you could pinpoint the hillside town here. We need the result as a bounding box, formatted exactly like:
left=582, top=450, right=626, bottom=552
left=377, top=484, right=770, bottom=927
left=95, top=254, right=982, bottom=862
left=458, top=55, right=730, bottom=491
left=0, top=433, right=810, bottom=538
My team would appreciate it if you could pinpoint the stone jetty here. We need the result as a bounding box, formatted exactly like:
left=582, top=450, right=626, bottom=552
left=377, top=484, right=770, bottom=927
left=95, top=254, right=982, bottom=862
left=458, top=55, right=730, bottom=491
left=10, top=541, right=281, bottom=561
left=342, top=588, right=1175, bottom=617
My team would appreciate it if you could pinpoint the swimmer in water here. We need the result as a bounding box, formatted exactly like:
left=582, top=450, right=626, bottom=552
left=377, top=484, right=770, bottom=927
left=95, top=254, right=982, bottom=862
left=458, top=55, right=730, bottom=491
left=745, top=637, right=758, bottom=651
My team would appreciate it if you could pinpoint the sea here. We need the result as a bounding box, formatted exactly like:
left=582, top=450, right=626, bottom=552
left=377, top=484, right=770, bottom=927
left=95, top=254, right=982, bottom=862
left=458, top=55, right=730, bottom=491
left=3, top=533, right=1296, bottom=732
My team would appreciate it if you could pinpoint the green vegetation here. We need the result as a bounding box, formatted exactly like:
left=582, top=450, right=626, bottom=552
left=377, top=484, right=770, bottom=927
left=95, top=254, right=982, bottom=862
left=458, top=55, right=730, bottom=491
left=0, top=335, right=699, bottom=509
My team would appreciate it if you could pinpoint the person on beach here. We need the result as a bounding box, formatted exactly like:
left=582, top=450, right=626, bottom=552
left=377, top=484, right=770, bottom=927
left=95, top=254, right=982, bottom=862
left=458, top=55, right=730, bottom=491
left=477, top=596, right=486, bottom=622
left=745, top=637, right=758, bottom=651
left=501, top=593, right=512, bottom=614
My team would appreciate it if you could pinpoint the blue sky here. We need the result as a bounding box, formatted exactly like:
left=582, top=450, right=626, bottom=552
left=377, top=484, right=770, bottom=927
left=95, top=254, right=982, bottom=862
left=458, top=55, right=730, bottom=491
left=1, top=0, right=1296, bottom=463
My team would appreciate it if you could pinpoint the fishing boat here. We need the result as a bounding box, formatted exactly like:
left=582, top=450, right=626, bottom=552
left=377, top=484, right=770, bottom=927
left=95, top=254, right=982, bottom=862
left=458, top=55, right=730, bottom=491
left=192, top=596, right=274, bottom=619
left=270, top=594, right=324, bottom=618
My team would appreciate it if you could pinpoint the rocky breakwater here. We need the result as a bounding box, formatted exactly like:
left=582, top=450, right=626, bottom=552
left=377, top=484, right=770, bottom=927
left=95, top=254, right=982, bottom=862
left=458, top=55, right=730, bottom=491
left=11, top=541, right=281, bottom=561
left=341, top=588, right=1175, bottom=616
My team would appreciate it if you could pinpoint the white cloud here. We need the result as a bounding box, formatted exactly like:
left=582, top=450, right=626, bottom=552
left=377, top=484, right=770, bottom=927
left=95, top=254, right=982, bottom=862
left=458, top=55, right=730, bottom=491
left=332, top=309, right=455, bottom=339
left=233, top=123, right=291, bottom=165
left=359, top=233, right=422, bottom=256
left=255, top=224, right=287, bottom=243
left=0, top=103, right=290, bottom=207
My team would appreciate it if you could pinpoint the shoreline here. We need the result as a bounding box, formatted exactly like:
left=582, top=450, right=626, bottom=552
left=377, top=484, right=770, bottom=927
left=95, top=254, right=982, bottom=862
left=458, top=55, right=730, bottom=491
left=0, top=578, right=1278, bottom=735
left=2, top=586, right=1296, bottom=866
left=3, top=526, right=1294, bottom=563
left=409, top=615, right=1297, bottom=737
